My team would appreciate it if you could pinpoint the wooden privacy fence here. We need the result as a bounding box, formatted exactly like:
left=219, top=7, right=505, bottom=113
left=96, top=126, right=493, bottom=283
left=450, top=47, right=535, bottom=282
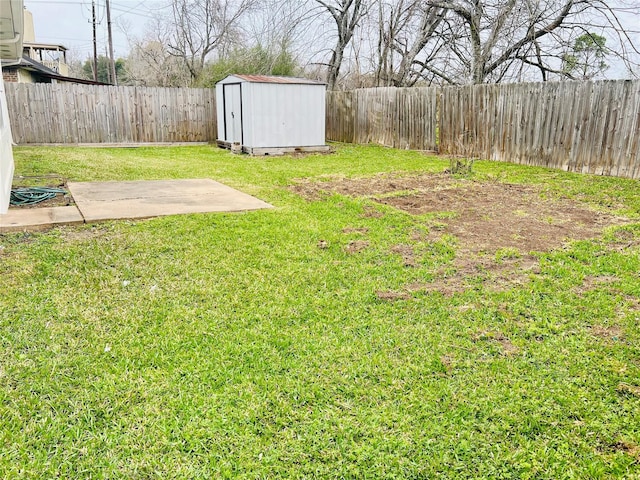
left=327, top=87, right=439, bottom=151
left=5, top=83, right=217, bottom=144
left=5, top=80, right=640, bottom=179
left=327, top=80, right=640, bottom=180
left=439, top=80, right=640, bottom=179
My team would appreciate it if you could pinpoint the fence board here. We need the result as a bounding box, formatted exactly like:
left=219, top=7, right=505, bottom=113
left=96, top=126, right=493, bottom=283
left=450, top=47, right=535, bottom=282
left=5, top=83, right=216, bottom=144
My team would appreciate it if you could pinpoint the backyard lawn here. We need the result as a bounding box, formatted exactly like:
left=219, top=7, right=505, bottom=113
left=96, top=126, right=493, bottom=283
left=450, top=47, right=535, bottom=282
left=1, top=144, right=639, bottom=478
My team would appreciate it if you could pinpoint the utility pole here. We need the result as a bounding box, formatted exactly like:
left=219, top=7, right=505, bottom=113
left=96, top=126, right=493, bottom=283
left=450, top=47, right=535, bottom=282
left=106, top=0, right=117, bottom=85
left=104, top=46, right=111, bottom=84
left=91, top=0, right=98, bottom=82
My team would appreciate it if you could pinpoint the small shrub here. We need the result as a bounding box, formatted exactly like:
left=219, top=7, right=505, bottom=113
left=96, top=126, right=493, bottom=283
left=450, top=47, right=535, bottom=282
left=446, top=131, right=477, bottom=175
left=448, top=157, right=475, bottom=175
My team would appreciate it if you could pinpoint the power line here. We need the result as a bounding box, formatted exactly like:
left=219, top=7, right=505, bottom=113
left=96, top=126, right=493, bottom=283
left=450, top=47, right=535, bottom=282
left=27, top=0, right=160, bottom=19
left=25, top=0, right=169, bottom=59
left=109, top=4, right=157, bottom=19
left=111, top=0, right=147, bottom=19
left=112, top=0, right=170, bottom=12
left=36, top=36, right=95, bottom=42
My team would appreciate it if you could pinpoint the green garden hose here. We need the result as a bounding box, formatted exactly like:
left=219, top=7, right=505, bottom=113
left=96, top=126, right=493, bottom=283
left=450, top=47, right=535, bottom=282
left=10, top=187, right=68, bottom=206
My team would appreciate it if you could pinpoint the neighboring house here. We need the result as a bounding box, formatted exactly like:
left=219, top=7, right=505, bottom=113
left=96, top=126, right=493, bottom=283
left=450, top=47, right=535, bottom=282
left=1, top=8, right=103, bottom=85
left=2, top=55, right=102, bottom=85
left=23, top=40, right=69, bottom=76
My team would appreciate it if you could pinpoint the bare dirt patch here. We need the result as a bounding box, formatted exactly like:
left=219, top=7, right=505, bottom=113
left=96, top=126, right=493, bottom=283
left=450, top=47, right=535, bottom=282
left=473, top=331, right=519, bottom=356
left=625, top=296, right=640, bottom=312
left=617, top=383, right=640, bottom=397
left=390, top=244, right=420, bottom=267
left=378, top=180, right=621, bottom=254
left=292, top=173, right=630, bottom=295
left=291, top=172, right=423, bottom=200
left=345, top=240, right=369, bottom=254
left=590, top=325, right=625, bottom=342
left=599, top=440, right=640, bottom=460
left=424, top=255, right=540, bottom=296
left=292, top=173, right=626, bottom=255
left=360, top=205, right=385, bottom=218
left=376, top=290, right=411, bottom=302
left=612, top=441, right=640, bottom=459
left=606, top=228, right=640, bottom=252
left=57, top=225, right=120, bottom=243
left=575, top=275, right=621, bottom=296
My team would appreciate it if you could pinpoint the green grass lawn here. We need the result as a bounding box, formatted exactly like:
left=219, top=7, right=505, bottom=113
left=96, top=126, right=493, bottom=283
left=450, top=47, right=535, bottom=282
left=2, top=144, right=640, bottom=478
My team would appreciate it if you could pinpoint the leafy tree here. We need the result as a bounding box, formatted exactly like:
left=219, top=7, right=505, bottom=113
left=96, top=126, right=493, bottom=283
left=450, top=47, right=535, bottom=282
left=82, top=55, right=126, bottom=84
left=198, top=44, right=298, bottom=87
left=167, top=0, right=258, bottom=81
left=563, top=33, right=608, bottom=80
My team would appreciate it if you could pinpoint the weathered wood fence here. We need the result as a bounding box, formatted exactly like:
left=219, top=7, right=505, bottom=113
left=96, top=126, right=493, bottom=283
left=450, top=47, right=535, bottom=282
left=5, top=80, right=640, bottom=179
left=439, top=80, right=640, bottom=179
left=327, top=87, right=439, bottom=151
left=327, top=80, right=640, bottom=180
left=5, top=83, right=217, bottom=144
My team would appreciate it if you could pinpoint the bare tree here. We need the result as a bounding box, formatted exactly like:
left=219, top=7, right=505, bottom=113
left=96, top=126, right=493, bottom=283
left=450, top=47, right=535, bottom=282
left=121, top=0, right=638, bottom=88
left=126, top=39, right=192, bottom=87
left=120, top=16, right=192, bottom=87
left=425, top=0, right=640, bottom=83
left=374, top=0, right=448, bottom=86
left=315, top=0, right=368, bottom=90
left=167, top=0, right=258, bottom=82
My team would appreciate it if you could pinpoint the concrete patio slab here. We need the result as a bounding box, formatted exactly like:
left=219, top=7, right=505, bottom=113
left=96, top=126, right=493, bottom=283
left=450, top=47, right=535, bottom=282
left=68, top=179, right=273, bottom=222
left=0, top=206, right=84, bottom=232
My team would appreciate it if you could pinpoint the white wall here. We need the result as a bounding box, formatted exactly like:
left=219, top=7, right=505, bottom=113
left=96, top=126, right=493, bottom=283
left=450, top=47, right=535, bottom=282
left=0, top=68, right=15, bottom=214
left=243, top=83, right=325, bottom=148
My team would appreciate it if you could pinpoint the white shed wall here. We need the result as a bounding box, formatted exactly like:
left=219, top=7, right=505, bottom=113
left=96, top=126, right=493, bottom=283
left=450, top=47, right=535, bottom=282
left=242, top=83, right=326, bottom=148
left=216, top=76, right=326, bottom=149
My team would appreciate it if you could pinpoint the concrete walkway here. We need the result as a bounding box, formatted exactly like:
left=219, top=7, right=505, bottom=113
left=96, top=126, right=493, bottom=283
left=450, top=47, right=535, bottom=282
left=0, top=179, right=273, bottom=232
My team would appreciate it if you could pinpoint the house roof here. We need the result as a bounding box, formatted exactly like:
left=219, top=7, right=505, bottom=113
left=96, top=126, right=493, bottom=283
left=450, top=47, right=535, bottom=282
left=23, top=42, right=67, bottom=52
left=3, top=54, right=57, bottom=74
left=221, top=74, right=326, bottom=85
left=2, top=55, right=107, bottom=85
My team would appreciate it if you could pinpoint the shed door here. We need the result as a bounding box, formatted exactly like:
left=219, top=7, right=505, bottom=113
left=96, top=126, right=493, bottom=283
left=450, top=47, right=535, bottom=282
left=223, top=84, right=242, bottom=144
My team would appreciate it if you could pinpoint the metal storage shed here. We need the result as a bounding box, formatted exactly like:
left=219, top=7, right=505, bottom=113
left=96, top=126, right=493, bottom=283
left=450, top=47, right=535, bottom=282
left=216, top=74, right=330, bottom=156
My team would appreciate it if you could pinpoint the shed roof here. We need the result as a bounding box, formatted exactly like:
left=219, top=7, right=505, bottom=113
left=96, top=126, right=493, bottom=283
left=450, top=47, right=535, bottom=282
left=220, top=74, right=326, bottom=85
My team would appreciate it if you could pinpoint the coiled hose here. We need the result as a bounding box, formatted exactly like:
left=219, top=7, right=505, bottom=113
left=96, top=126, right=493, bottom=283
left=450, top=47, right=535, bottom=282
left=10, top=187, right=68, bottom=206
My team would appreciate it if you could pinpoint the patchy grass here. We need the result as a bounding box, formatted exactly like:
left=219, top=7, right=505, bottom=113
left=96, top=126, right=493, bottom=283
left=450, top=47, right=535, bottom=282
left=2, top=144, right=640, bottom=478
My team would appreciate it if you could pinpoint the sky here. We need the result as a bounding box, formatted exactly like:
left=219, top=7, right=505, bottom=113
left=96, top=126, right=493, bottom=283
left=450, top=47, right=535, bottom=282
left=23, top=0, right=166, bottom=61
left=21, top=0, right=640, bottom=78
